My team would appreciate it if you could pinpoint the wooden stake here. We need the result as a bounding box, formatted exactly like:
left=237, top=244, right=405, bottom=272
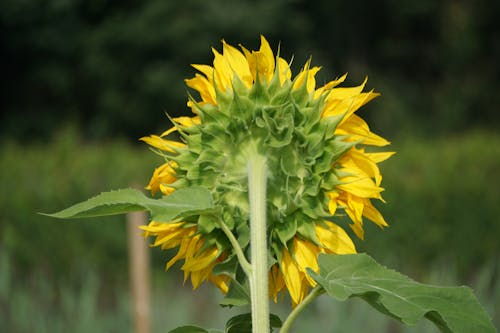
left=127, top=210, right=151, bottom=333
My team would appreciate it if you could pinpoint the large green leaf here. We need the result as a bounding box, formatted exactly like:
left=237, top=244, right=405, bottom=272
left=43, top=187, right=214, bottom=222
left=225, top=313, right=282, bottom=333
left=168, top=326, right=222, bottom=333
left=309, top=253, right=496, bottom=333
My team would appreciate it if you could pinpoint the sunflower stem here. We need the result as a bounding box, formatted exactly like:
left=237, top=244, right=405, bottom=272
left=248, top=152, right=270, bottom=333
left=280, top=286, right=325, bottom=333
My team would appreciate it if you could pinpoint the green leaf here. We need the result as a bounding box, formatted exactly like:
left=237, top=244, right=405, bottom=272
left=309, top=253, right=496, bottom=333
left=225, top=313, right=282, bottom=333
left=43, top=186, right=214, bottom=222
left=168, top=325, right=218, bottom=333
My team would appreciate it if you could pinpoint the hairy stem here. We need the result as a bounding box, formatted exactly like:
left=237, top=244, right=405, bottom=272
left=280, top=287, right=324, bottom=333
left=248, top=153, right=269, bottom=333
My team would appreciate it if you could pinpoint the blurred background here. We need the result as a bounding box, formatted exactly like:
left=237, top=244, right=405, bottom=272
left=1, top=0, right=499, bottom=332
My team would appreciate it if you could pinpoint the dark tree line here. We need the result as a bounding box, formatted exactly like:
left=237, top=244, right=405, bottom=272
left=1, top=0, right=499, bottom=141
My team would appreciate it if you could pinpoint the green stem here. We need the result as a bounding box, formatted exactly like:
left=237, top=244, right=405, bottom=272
left=280, top=287, right=324, bottom=333
left=217, top=218, right=252, bottom=276
left=247, top=153, right=269, bottom=333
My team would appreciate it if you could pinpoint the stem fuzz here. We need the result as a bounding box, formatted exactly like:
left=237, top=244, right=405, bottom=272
left=248, top=153, right=269, bottom=333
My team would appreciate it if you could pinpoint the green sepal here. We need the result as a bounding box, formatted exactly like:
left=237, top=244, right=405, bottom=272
left=323, top=113, right=346, bottom=139
left=43, top=187, right=214, bottom=223
left=231, top=73, right=250, bottom=98
left=197, top=214, right=218, bottom=233
left=261, top=110, right=294, bottom=148
left=248, top=74, right=270, bottom=106
left=290, top=78, right=310, bottom=107
left=320, top=172, right=340, bottom=190
left=296, top=218, right=319, bottom=244
left=212, top=255, right=239, bottom=277
left=219, top=278, right=250, bottom=307
left=275, top=218, right=297, bottom=246
left=309, top=253, right=496, bottom=333
left=225, top=313, right=282, bottom=333
left=236, top=221, right=250, bottom=248
left=269, top=80, right=293, bottom=105
left=280, top=145, right=307, bottom=178
left=300, top=195, right=328, bottom=218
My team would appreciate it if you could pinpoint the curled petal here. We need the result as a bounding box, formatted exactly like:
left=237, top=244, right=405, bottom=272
left=292, top=238, right=320, bottom=286
left=185, top=74, right=216, bottom=105
left=145, top=161, right=178, bottom=195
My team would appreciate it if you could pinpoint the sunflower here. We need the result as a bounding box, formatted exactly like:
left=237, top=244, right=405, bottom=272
left=140, top=36, right=393, bottom=306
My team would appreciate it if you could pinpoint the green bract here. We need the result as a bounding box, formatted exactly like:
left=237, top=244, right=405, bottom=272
left=165, top=73, right=351, bottom=262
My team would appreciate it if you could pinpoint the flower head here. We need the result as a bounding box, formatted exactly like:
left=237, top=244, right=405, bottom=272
left=141, top=36, right=393, bottom=305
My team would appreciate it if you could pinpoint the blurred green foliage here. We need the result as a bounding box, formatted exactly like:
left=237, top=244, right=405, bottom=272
left=0, top=127, right=157, bottom=283
left=1, top=248, right=498, bottom=332
left=360, top=130, right=500, bottom=277
left=1, top=129, right=498, bottom=284
left=1, top=0, right=499, bottom=141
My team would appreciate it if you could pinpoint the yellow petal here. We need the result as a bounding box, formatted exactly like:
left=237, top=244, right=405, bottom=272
left=184, top=234, right=203, bottom=258
left=326, top=191, right=339, bottom=215
left=192, top=64, right=214, bottom=79
left=222, top=40, right=253, bottom=87
left=349, top=221, right=365, bottom=240
left=344, top=193, right=364, bottom=225
left=316, top=221, right=356, bottom=254
left=269, top=264, right=285, bottom=302
left=152, top=226, right=191, bottom=247
left=209, top=274, right=230, bottom=294
left=139, top=220, right=184, bottom=234
left=292, top=238, right=320, bottom=286
left=241, top=35, right=275, bottom=82
left=159, top=116, right=201, bottom=137
left=281, top=249, right=304, bottom=306
left=190, top=265, right=212, bottom=289
left=340, top=148, right=382, bottom=185
left=322, top=91, right=379, bottom=121
left=140, top=135, right=186, bottom=152
left=277, top=57, right=291, bottom=85
left=159, top=184, right=176, bottom=195
left=185, top=74, right=216, bottom=105
left=293, top=62, right=321, bottom=92
left=166, top=237, right=191, bottom=269
left=172, top=116, right=201, bottom=128
left=365, top=151, right=395, bottom=163
left=159, top=126, right=177, bottom=137
left=145, top=162, right=178, bottom=195
left=313, top=73, right=348, bottom=99
left=181, top=246, right=218, bottom=272
left=363, top=199, right=389, bottom=227
left=337, top=174, right=384, bottom=199
left=212, top=48, right=233, bottom=91
left=336, top=115, right=390, bottom=147
left=327, top=77, right=368, bottom=100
